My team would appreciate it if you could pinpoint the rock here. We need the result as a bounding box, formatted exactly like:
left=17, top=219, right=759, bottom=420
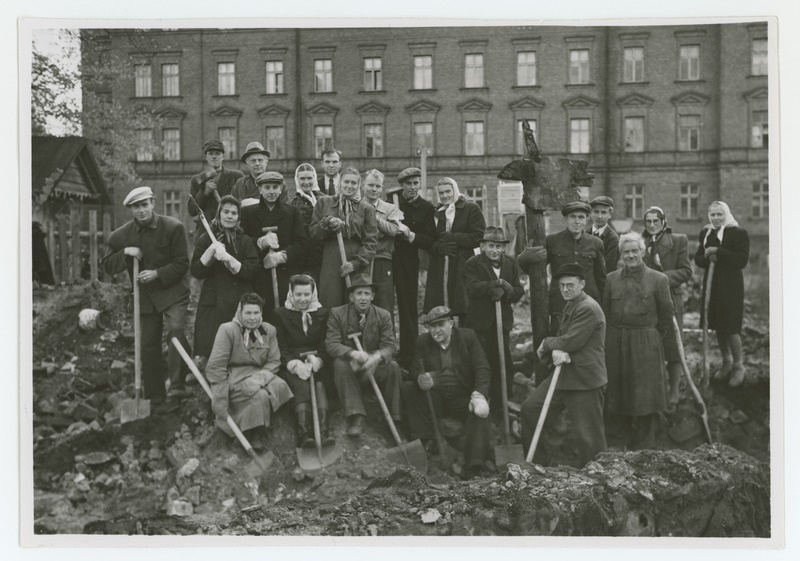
left=361, top=468, right=376, bottom=480
left=367, top=524, right=378, bottom=536
left=186, top=485, right=201, bottom=506
left=75, top=452, right=114, bottom=466
left=110, top=360, right=128, bottom=371
left=150, top=469, right=168, bottom=482
left=291, top=466, right=306, bottom=482
left=88, top=420, right=102, bottom=431
left=730, top=410, right=749, bottom=425
left=177, top=458, right=200, bottom=479
left=66, top=421, right=90, bottom=435
left=60, top=362, right=76, bottom=375
left=166, top=500, right=194, bottom=516
left=221, top=498, right=236, bottom=512
left=166, top=487, right=181, bottom=502
left=94, top=473, right=110, bottom=486
left=223, top=455, right=240, bottom=471
left=359, top=511, right=375, bottom=525
left=421, top=508, right=441, bottom=524
left=40, top=361, right=59, bottom=376
left=100, top=330, right=120, bottom=343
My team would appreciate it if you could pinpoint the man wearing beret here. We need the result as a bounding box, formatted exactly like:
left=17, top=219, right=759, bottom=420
left=232, top=142, right=271, bottom=204
left=518, top=200, right=606, bottom=334
left=189, top=139, right=244, bottom=236
left=325, top=274, right=402, bottom=437
left=101, top=186, right=192, bottom=402
left=520, top=264, right=608, bottom=467
left=392, top=167, right=437, bottom=369
left=241, top=171, right=309, bottom=312
left=587, top=196, right=620, bottom=272
left=464, top=226, right=525, bottom=413
left=402, top=306, right=492, bottom=479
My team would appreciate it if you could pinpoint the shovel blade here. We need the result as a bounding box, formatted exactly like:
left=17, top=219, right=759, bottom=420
left=385, top=439, right=428, bottom=473
left=120, top=397, right=151, bottom=424
left=494, top=443, right=525, bottom=469
left=296, top=441, right=343, bottom=474
left=244, top=450, right=276, bottom=478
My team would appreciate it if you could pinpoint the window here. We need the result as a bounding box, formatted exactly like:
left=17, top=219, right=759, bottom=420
left=265, top=126, right=285, bottom=159
left=217, top=62, right=236, bottom=95
left=161, top=63, right=179, bottom=96
left=363, top=57, right=382, bottom=91
left=162, top=128, right=181, bottom=161
left=464, top=54, right=484, bottom=88
left=218, top=127, right=237, bottom=160
left=134, top=64, right=152, bottom=97
left=265, top=61, right=284, bottom=94
left=624, top=185, right=644, bottom=219
left=570, top=118, right=590, bottom=154
left=751, top=39, right=768, bottom=76
left=314, top=59, right=333, bottom=93
left=680, top=184, right=699, bottom=219
left=364, top=124, right=383, bottom=157
left=678, top=114, right=701, bottom=151
left=569, top=49, right=590, bottom=84
left=679, top=45, right=700, bottom=80
left=464, top=186, right=484, bottom=210
left=135, top=128, right=154, bottom=162
left=464, top=121, right=485, bottom=156
left=516, top=119, right=537, bottom=156
left=623, top=47, right=644, bottom=82
left=751, top=110, right=768, bottom=148
left=164, top=190, right=181, bottom=219
left=516, top=51, right=537, bottom=86
left=414, top=122, right=434, bottom=154
left=314, top=125, right=333, bottom=158
left=752, top=179, right=768, bottom=218
left=624, top=117, right=644, bottom=152
left=413, top=55, right=433, bottom=90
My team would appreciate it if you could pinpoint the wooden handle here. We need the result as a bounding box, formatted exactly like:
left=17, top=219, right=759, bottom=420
left=672, top=318, right=713, bottom=443
left=336, top=231, right=352, bottom=288
left=212, top=190, right=221, bottom=203
left=443, top=255, right=449, bottom=308
left=425, top=391, right=448, bottom=462
left=271, top=269, right=280, bottom=306
left=133, top=258, right=142, bottom=397
left=525, top=365, right=561, bottom=463
left=496, top=300, right=511, bottom=442
left=308, top=372, right=323, bottom=455
left=701, top=262, right=715, bottom=388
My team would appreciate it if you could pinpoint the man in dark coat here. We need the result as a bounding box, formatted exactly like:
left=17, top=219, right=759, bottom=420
left=402, top=306, right=492, bottom=479
left=392, top=167, right=436, bottom=369
left=188, top=139, right=244, bottom=237
left=464, top=226, right=525, bottom=412
left=587, top=196, right=620, bottom=272
left=241, top=171, right=309, bottom=312
left=231, top=142, right=270, bottom=203
left=101, top=186, right=191, bottom=401
left=520, top=264, right=608, bottom=467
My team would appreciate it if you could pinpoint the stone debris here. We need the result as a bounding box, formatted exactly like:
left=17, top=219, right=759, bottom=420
left=421, top=508, right=441, bottom=524
left=177, top=458, right=200, bottom=479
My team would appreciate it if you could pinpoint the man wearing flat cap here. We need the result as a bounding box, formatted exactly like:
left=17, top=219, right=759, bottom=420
left=587, top=196, right=620, bottom=272
left=241, top=171, right=309, bottom=312
left=101, top=186, right=192, bottom=402
left=325, top=273, right=402, bottom=437
left=520, top=263, right=608, bottom=467
left=402, top=306, right=492, bottom=479
left=231, top=142, right=271, bottom=204
left=464, top=226, right=525, bottom=412
left=189, top=139, right=244, bottom=236
left=392, top=167, right=436, bottom=369
left=518, top=200, right=606, bottom=334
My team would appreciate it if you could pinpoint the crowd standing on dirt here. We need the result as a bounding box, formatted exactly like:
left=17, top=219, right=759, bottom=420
left=100, top=139, right=750, bottom=480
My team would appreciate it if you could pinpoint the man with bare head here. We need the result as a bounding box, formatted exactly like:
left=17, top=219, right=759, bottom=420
left=318, top=147, right=342, bottom=196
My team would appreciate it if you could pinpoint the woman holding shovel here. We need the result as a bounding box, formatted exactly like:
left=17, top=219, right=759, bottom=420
left=694, top=201, right=750, bottom=388
left=288, top=163, right=325, bottom=283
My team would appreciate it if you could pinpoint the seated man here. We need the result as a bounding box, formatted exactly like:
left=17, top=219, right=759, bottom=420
left=205, top=292, right=294, bottom=449
left=325, top=273, right=402, bottom=437
left=401, top=306, right=491, bottom=480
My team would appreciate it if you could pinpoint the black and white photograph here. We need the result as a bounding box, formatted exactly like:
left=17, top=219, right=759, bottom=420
left=16, top=3, right=787, bottom=550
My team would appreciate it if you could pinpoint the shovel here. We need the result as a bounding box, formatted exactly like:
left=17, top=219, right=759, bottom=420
left=171, top=337, right=275, bottom=477
left=525, top=365, right=562, bottom=463
left=121, top=257, right=150, bottom=424
left=701, top=261, right=715, bottom=390
left=348, top=333, right=427, bottom=472
left=494, top=301, right=524, bottom=467
left=673, top=317, right=713, bottom=443
left=336, top=230, right=352, bottom=288
left=296, top=353, right=343, bottom=474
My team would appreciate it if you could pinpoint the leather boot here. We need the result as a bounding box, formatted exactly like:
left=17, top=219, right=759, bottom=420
left=319, top=408, right=335, bottom=446
left=346, top=414, right=365, bottom=437
left=295, top=403, right=314, bottom=448
left=729, top=363, right=746, bottom=388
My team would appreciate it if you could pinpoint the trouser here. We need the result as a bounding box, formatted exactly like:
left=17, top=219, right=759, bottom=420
left=280, top=366, right=330, bottom=409
left=520, top=379, right=607, bottom=467
left=475, top=326, right=514, bottom=413
left=334, top=357, right=402, bottom=421
left=139, top=294, right=190, bottom=399
left=605, top=413, right=659, bottom=451
left=371, top=257, right=395, bottom=322
left=393, top=259, right=420, bottom=368
left=401, top=381, right=490, bottom=469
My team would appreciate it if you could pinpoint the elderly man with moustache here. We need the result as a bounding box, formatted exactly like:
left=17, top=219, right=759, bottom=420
left=231, top=142, right=270, bottom=204
left=189, top=139, right=244, bottom=236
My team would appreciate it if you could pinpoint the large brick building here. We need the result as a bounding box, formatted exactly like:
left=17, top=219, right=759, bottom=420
left=81, top=22, right=769, bottom=257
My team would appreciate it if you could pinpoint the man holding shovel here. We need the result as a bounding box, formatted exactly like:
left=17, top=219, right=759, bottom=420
left=189, top=139, right=244, bottom=237
left=520, top=264, right=608, bottom=467
left=101, top=186, right=191, bottom=403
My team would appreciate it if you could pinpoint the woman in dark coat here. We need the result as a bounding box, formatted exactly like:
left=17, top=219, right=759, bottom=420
left=289, top=163, right=324, bottom=283
left=694, top=201, right=750, bottom=387
left=191, top=195, right=260, bottom=362
left=642, top=206, right=693, bottom=407
left=424, top=177, right=486, bottom=323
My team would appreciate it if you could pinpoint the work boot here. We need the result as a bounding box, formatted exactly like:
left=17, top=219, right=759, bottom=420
left=346, top=414, right=365, bottom=437
left=319, top=408, right=335, bottom=446
left=295, top=404, right=314, bottom=448
left=714, top=360, right=733, bottom=381
left=729, top=363, right=746, bottom=388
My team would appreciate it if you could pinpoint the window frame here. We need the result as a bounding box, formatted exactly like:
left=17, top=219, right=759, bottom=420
left=265, top=60, right=284, bottom=94
left=623, top=46, right=644, bottom=83
left=464, top=120, right=485, bottom=156
left=568, top=49, right=590, bottom=84
left=678, top=44, right=700, bottom=81
left=161, top=127, right=181, bottom=161
left=314, top=59, right=333, bottom=93
left=623, top=116, right=645, bottom=152
left=752, top=179, right=769, bottom=219
left=363, top=57, right=383, bottom=91
left=679, top=183, right=699, bottom=219
left=413, top=55, right=433, bottom=90
left=464, top=53, right=484, bottom=88
left=134, top=63, right=152, bottom=98
left=363, top=123, right=384, bottom=158
left=516, top=51, right=537, bottom=86
left=678, top=114, right=701, bottom=151
left=217, top=127, right=237, bottom=161
left=569, top=117, right=590, bottom=154
left=751, top=110, right=768, bottom=149
left=265, top=126, right=285, bottom=160
left=164, top=190, right=182, bottom=219
left=751, top=38, right=768, bottom=76
left=160, top=63, right=179, bottom=97
left=313, top=124, right=333, bottom=159
left=217, top=62, right=236, bottom=96
left=624, top=185, right=645, bottom=219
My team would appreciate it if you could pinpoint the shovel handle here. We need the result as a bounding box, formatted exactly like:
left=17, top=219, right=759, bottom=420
left=336, top=231, right=352, bottom=288
left=132, top=258, right=142, bottom=396
left=496, top=301, right=512, bottom=443
left=425, top=391, right=448, bottom=464
left=672, top=317, right=713, bottom=443
left=308, top=372, right=323, bottom=456
left=701, top=261, right=715, bottom=389
left=271, top=269, right=280, bottom=308
left=443, top=255, right=449, bottom=308
left=525, top=365, right=561, bottom=463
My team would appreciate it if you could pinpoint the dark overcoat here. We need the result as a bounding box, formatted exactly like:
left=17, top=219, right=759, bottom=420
left=587, top=225, right=620, bottom=272
left=463, top=253, right=525, bottom=332
left=271, top=306, right=330, bottom=368
left=546, top=229, right=606, bottom=316
left=288, top=190, right=325, bottom=274
left=325, top=303, right=397, bottom=364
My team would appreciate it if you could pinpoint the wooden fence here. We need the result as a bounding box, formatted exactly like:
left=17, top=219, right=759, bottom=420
left=45, top=207, right=113, bottom=283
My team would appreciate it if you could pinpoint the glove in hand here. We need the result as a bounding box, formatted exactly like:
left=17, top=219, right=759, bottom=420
left=306, top=354, right=323, bottom=373
left=468, top=391, right=490, bottom=418
left=340, top=261, right=356, bottom=277
left=490, top=287, right=505, bottom=301
left=257, top=232, right=280, bottom=250
left=211, top=398, right=228, bottom=418
left=436, top=241, right=457, bottom=256
left=263, top=251, right=283, bottom=269
left=417, top=372, right=434, bottom=391
left=552, top=349, right=572, bottom=366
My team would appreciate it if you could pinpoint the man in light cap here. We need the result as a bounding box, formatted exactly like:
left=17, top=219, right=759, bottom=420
left=241, top=171, right=309, bottom=312
left=587, top=196, right=620, bottom=271
left=402, top=306, right=492, bottom=479
left=518, top=200, right=606, bottom=334
left=101, top=186, right=192, bottom=402
left=231, top=142, right=271, bottom=204
left=520, top=263, right=608, bottom=467
left=189, top=139, right=244, bottom=236
left=392, top=167, right=436, bottom=369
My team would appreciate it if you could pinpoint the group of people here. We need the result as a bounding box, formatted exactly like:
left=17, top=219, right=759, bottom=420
left=100, top=137, right=750, bottom=477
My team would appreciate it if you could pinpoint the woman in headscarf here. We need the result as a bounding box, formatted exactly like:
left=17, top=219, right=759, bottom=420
left=206, top=292, right=294, bottom=449
left=694, top=201, right=750, bottom=387
left=424, top=176, right=486, bottom=324
left=642, top=206, right=693, bottom=407
left=190, top=195, right=260, bottom=366
left=289, top=163, right=325, bottom=283
left=271, top=274, right=332, bottom=447
left=309, top=166, right=378, bottom=308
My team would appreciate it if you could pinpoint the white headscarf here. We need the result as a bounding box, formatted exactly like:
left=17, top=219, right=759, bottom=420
left=436, top=177, right=462, bottom=232
left=284, top=276, right=323, bottom=335
left=703, top=201, right=739, bottom=245
left=294, top=163, right=319, bottom=208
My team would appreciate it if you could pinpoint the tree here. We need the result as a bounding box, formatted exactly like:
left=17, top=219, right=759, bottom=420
left=31, top=31, right=81, bottom=136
